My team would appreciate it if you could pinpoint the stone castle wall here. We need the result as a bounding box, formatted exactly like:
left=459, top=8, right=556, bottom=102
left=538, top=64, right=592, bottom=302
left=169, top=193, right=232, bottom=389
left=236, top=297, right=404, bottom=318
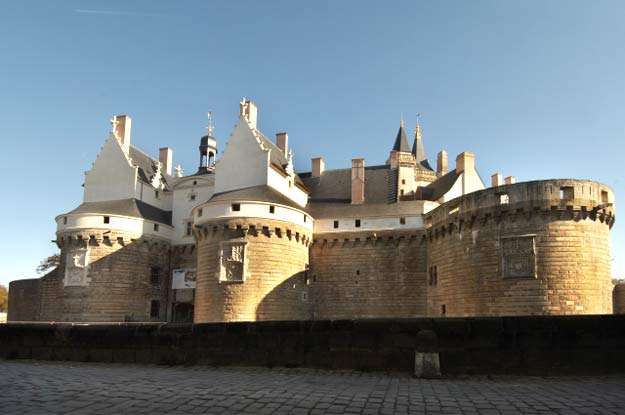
left=194, top=218, right=311, bottom=323
left=7, top=277, right=42, bottom=321
left=425, top=179, right=615, bottom=317
left=45, top=230, right=171, bottom=322
left=614, top=283, right=625, bottom=314
left=309, top=230, right=427, bottom=319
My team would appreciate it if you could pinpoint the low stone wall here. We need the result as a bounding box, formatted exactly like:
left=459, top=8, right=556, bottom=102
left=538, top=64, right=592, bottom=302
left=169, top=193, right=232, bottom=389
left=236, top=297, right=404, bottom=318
left=1, top=315, right=624, bottom=375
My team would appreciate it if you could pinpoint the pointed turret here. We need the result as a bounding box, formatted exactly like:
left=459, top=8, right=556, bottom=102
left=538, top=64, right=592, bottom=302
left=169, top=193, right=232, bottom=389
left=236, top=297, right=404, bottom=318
left=391, top=118, right=411, bottom=153
left=411, top=114, right=433, bottom=171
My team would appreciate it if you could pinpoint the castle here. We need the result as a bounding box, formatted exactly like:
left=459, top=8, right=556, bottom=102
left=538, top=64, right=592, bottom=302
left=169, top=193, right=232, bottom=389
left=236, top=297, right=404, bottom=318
left=8, top=99, right=617, bottom=323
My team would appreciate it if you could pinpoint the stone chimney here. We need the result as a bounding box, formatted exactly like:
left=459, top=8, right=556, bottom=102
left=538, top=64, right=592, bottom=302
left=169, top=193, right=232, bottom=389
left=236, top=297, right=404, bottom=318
left=437, top=150, right=448, bottom=175
left=504, top=176, right=516, bottom=185
left=112, top=115, right=131, bottom=155
left=276, top=132, right=288, bottom=157
left=312, top=157, right=325, bottom=177
left=491, top=173, right=503, bottom=187
left=455, top=152, right=475, bottom=174
left=159, top=147, right=173, bottom=176
left=351, top=158, right=365, bottom=204
left=240, top=99, right=258, bottom=130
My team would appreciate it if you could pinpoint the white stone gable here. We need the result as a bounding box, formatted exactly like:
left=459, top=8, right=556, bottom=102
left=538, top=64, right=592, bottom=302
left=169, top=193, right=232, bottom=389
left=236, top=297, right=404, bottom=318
left=84, top=133, right=138, bottom=203
left=214, top=116, right=270, bottom=194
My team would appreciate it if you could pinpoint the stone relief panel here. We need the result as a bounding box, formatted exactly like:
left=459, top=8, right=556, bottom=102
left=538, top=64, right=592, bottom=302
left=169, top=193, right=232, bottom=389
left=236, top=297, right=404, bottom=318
left=218, top=241, right=247, bottom=282
left=64, top=248, right=90, bottom=286
left=501, top=235, right=536, bottom=278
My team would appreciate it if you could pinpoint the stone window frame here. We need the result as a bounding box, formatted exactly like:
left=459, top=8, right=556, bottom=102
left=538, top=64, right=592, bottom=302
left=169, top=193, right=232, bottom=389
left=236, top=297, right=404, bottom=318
left=500, top=234, right=537, bottom=279
left=217, top=240, right=248, bottom=283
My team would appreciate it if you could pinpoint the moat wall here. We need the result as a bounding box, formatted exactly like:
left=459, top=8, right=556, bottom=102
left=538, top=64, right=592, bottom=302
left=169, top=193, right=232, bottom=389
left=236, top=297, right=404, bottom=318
left=2, top=315, right=624, bottom=375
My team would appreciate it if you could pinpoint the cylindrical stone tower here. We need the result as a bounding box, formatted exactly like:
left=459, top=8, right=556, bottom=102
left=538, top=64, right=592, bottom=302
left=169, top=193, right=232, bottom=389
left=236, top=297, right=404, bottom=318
left=424, top=179, right=616, bottom=317
left=51, top=203, right=172, bottom=322
left=193, top=191, right=313, bottom=322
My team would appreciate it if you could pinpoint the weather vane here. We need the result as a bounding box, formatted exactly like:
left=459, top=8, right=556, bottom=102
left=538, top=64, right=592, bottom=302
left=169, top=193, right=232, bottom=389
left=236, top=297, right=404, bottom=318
left=207, top=111, right=214, bottom=135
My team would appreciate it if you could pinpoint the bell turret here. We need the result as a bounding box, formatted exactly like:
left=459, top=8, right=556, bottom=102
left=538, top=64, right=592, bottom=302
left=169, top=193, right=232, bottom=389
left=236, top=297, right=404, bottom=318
left=198, top=112, right=218, bottom=173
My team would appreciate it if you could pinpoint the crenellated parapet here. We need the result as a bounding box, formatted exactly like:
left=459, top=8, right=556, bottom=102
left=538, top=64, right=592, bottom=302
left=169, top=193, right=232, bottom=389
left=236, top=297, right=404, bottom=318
left=424, top=179, right=615, bottom=239
left=56, top=229, right=170, bottom=253
left=194, top=218, right=312, bottom=248
left=424, top=179, right=615, bottom=317
left=312, top=229, right=424, bottom=248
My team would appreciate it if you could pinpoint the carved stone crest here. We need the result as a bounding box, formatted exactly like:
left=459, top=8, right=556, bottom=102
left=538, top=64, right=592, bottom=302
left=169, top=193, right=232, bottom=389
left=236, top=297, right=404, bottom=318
left=501, top=235, right=536, bottom=278
left=218, top=241, right=247, bottom=282
left=64, top=248, right=90, bottom=286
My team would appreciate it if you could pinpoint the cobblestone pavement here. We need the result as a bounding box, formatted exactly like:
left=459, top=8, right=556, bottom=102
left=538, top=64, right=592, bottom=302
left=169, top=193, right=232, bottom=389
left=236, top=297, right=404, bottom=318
left=1, top=360, right=625, bottom=414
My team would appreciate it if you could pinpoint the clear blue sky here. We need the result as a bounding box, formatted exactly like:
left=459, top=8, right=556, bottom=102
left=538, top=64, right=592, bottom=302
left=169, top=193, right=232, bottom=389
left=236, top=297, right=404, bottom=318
left=1, top=0, right=623, bottom=287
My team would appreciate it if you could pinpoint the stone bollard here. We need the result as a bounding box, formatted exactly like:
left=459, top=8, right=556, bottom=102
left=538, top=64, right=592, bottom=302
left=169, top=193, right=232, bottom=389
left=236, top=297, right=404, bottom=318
left=414, top=329, right=441, bottom=378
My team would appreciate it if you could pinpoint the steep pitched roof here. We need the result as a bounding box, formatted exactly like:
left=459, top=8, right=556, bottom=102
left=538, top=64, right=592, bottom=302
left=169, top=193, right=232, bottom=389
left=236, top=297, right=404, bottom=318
left=392, top=123, right=411, bottom=153
left=129, top=146, right=173, bottom=191
left=208, top=185, right=305, bottom=211
left=300, top=165, right=392, bottom=204
left=66, top=198, right=172, bottom=225
left=420, top=169, right=461, bottom=201
left=253, top=129, right=305, bottom=187
left=411, top=123, right=434, bottom=171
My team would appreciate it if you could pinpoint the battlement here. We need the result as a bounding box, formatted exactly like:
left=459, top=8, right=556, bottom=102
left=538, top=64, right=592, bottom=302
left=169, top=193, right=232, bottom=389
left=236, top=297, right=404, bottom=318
left=425, top=179, right=616, bottom=236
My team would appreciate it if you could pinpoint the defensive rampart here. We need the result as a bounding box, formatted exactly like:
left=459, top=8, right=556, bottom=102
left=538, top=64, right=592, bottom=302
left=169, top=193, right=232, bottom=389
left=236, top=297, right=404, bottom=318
left=2, top=315, right=624, bottom=375
left=309, top=230, right=428, bottom=319
left=424, top=179, right=615, bottom=317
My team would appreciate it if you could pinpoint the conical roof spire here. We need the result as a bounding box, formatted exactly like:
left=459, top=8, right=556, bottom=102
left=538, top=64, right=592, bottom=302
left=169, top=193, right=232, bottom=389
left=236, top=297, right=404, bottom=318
left=392, top=117, right=411, bottom=153
left=411, top=113, right=433, bottom=170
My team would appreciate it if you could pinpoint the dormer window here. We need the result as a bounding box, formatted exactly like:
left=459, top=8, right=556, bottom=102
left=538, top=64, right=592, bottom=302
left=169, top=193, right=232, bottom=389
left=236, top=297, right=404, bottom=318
left=104, top=216, right=110, bottom=224
left=63, top=216, right=68, bottom=225
left=232, top=204, right=241, bottom=212
left=269, top=205, right=275, bottom=214
left=155, top=190, right=160, bottom=199
left=153, top=224, right=159, bottom=232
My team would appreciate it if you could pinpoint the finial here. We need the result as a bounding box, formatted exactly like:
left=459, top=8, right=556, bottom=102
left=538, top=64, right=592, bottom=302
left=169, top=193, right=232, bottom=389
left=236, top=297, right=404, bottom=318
left=174, top=165, right=184, bottom=178
left=207, top=111, right=214, bottom=135
left=416, top=112, right=420, bottom=127
left=400, top=113, right=404, bottom=128
left=415, top=112, right=422, bottom=140
left=110, top=116, right=119, bottom=136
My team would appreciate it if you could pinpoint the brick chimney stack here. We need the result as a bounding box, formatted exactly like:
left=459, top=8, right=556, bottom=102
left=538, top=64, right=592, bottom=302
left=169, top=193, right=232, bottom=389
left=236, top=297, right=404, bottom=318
left=112, top=115, right=132, bottom=155
left=159, top=147, right=173, bottom=176
left=491, top=173, right=503, bottom=187
left=455, top=152, right=475, bottom=174
left=351, top=158, right=365, bottom=204
left=437, top=150, right=448, bottom=175
left=239, top=98, right=258, bottom=130
left=312, top=157, right=325, bottom=177
left=276, top=132, right=288, bottom=157
left=505, top=176, right=516, bottom=185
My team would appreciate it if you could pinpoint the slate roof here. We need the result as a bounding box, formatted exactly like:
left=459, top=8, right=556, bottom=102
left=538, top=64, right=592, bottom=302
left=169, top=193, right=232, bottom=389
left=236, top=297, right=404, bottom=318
left=66, top=198, right=172, bottom=225
left=129, top=146, right=173, bottom=191
left=208, top=185, right=305, bottom=211
left=300, top=165, right=393, bottom=205
left=254, top=130, right=305, bottom=187
left=419, top=169, right=461, bottom=201
left=392, top=124, right=411, bottom=153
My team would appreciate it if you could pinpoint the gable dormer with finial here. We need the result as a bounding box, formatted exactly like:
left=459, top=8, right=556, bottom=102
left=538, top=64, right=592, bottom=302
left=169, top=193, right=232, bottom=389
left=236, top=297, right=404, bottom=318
left=213, top=98, right=308, bottom=207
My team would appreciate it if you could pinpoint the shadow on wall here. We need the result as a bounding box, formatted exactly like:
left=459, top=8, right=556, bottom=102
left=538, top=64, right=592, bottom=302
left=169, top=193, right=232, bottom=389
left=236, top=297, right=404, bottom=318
left=9, top=236, right=170, bottom=323
left=255, top=271, right=312, bottom=321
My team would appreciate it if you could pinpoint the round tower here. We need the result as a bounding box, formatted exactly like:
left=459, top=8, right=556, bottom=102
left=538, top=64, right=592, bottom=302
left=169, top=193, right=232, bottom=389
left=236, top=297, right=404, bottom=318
left=52, top=204, right=172, bottom=322
left=424, top=179, right=616, bottom=317
left=192, top=191, right=313, bottom=322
